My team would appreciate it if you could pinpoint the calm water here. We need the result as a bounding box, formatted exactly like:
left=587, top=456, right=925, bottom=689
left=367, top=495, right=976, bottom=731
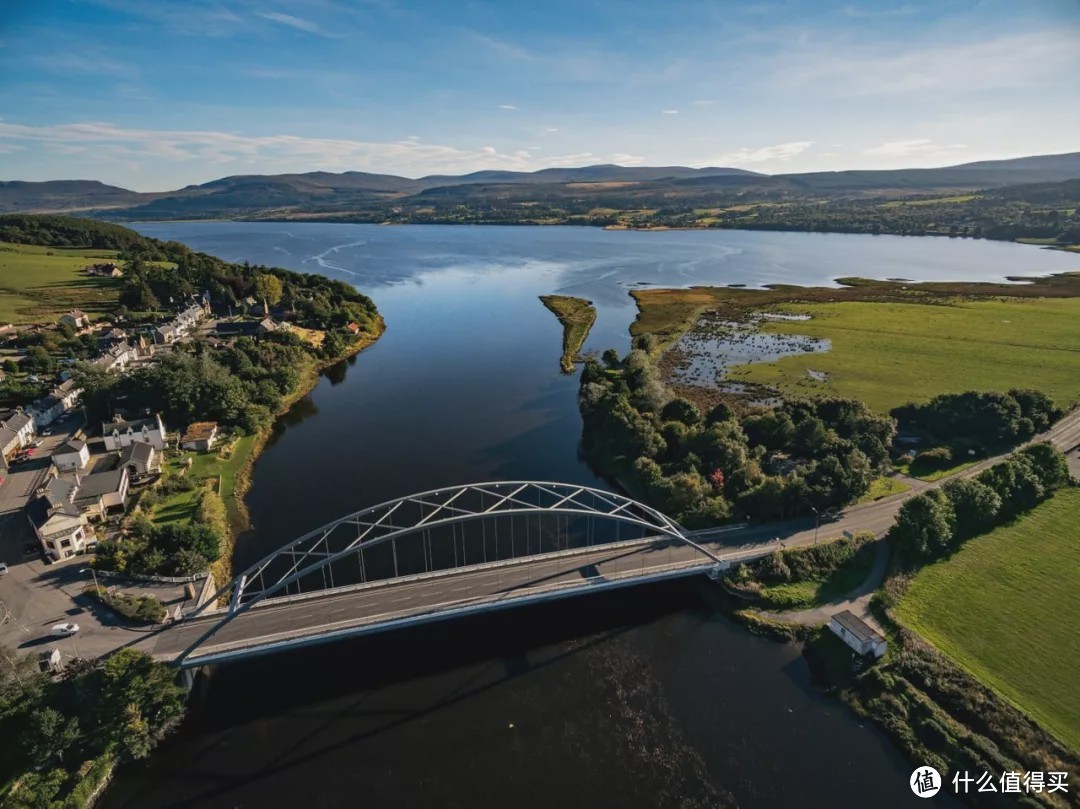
left=101, top=223, right=1072, bottom=808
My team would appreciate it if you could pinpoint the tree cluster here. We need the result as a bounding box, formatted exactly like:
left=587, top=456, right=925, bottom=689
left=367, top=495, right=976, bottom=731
left=889, top=442, right=1070, bottom=560
left=892, top=389, right=1061, bottom=453
left=94, top=491, right=223, bottom=577
left=0, top=648, right=185, bottom=808
left=578, top=353, right=895, bottom=527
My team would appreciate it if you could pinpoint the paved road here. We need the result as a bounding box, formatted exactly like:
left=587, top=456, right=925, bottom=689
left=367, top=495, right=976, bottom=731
left=148, top=408, right=1080, bottom=666
left=12, top=408, right=1080, bottom=667
left=142, top=484, right=951, bottom=666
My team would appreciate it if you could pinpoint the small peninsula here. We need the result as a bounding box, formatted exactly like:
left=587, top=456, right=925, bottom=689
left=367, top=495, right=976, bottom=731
left=539, top=295, right=597, bottom=374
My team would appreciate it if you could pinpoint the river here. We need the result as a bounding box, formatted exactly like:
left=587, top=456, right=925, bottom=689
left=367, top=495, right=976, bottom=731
left=99, top=224, right=1076, bottom=808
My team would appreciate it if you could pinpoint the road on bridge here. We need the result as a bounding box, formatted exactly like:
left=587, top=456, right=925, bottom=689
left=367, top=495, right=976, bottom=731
left=83, top=408, right=1080, bottom=665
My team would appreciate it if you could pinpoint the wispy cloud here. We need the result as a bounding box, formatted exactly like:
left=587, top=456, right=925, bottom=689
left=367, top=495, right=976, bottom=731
left=0, top=121, right=641, bottom=185
left=863, top=139, right=967, bottom=160
left=662, top=109, right=680, bottom=115
left=839, top=3, right=918, bottom=18
left=254, top=10, right=335, bottom=37
left=775, top=30, right=1080, bottom=97
left=708, top=141, right=814, bottom=166
left=498, top=104, right=518, bottom=110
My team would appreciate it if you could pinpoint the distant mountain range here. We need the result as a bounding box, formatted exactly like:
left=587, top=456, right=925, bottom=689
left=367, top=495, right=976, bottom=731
left=3, top=152, right=1079, bottom=220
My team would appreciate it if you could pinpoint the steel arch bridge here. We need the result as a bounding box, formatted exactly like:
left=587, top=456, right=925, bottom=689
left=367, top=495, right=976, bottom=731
left=191, top=481, right=724, bottom=623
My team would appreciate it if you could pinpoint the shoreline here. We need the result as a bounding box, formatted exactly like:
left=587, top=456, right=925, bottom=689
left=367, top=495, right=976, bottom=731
left=121, top=217, right=1080, bottom=252
left=211, top=315, right=387, bottom=595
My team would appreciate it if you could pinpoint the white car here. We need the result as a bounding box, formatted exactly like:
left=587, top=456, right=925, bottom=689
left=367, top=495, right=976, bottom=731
left=50, top=622, right=80, bottom=637
left=0, top=562, right=8, bottom=576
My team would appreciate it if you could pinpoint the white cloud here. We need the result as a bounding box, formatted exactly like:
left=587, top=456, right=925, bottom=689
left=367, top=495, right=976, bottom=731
left=0, top=121, right=640, bottom=186
left=862, top=139, right=967, bottom=160
left=662, top=109, right=680, bottom=115
left=839, top=3, right=917, bottom=18
left=498, top=104, right=518, bottom=110
left=708, top=141, right=814, bottom=165
left=776, top=31, right=1080, bottom=97
left=254, top=11, right=334, bottom=37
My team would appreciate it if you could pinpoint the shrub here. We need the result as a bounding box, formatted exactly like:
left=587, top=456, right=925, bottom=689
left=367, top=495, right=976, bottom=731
left=86, top=586, right=166, bottom=625
left=914, top=446, right=953, bottom=470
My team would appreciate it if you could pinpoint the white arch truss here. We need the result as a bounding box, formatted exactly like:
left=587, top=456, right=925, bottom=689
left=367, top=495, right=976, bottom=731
left=191, top=481, right=722, bottom=620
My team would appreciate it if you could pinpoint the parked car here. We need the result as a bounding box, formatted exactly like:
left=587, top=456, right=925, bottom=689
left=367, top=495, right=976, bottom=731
left=50, top=623, right=79, bottom=637
left=0, top=562, right=9, bottom=576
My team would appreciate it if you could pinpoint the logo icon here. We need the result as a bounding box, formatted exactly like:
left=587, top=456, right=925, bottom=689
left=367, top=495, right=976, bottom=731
left=911, top=766, right=942, bottom=797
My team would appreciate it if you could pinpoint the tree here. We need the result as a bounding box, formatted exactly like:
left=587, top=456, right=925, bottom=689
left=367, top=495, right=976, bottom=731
left=941, top=478, right=1001, bottom=539
left=5, top=768, right=67, bottom=809
left=1014, top=442, right=1070, bottom=490
left=601, top=348, right=621, bottom=368
left=23, top=707, right=80, bottom=764
left=660, top=396, right=701, bottom=426
left=889, top=489, right=956, bottom=558
left=254, top=273, right=284, bottom=314
left=97, top=649, right=186, bottom=761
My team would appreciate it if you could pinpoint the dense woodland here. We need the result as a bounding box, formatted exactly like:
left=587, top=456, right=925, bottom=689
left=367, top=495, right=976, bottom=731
left=0, top=648, right=185, bottom=808
left=579, top=345, right=1065, bottom=529
left=579, top=349, right=896, bottom=526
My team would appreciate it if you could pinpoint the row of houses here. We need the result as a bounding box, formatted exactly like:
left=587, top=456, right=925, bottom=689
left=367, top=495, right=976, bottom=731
left=154, top=303, right=208, bottom=345
left=27, top=415, right=169, bottom=560
left=28, top=469, right=132, bottom=560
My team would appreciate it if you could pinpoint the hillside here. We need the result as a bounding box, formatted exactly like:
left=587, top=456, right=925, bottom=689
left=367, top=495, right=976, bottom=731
left=3, top=151, right=1080, bottom=222
left=0, top=180, right=148, bottom=213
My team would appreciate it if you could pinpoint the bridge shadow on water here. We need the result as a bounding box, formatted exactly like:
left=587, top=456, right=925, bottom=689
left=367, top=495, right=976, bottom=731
left=105, top=580, right=715, bottom=809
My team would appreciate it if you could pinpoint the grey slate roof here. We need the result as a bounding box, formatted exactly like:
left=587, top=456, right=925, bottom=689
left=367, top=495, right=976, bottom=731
left=56, top=439, right=86, bottom=455
left=118, top=441, right=154, bottom=465
left=72, top=469, right=126, bottom=502
left=831, top=610, right=885, bottom=645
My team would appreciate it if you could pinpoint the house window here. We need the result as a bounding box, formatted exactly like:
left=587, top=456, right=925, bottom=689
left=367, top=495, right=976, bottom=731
left=60, top=539, right=71, bottom=548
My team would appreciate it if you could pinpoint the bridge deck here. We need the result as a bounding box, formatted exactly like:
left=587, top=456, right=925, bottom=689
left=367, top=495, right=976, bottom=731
left=140, top=408, right=1080, bottom=668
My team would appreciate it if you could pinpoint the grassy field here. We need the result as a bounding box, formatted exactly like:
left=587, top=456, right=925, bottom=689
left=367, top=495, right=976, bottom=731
left=539, top=294, right=597, bottom=374
left=726, top=297, right=1080, bottom=412
left=895, top=487, right=1080, bottom=753
left=0, top=241, right=123, bottom=322
left=153, top=436, right=257, bottom=528
left=858, top=475, right=912, bottom=502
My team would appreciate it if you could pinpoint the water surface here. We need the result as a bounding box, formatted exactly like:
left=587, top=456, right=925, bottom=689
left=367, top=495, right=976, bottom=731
left=103, top=223, right=1067, bottom=808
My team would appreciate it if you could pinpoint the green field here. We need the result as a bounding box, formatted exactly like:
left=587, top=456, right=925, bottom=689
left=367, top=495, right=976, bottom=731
left=154, top=436, right=257, bottom=528
left=0, top=241, right=123, bottom=322
left=727, top=297, right=1080, bottom=412
left=895, top=487, right=1080, bottom=753
left=858, top=475, right=912, bottom=502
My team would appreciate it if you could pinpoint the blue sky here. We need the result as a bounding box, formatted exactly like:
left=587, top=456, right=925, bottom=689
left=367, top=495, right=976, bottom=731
left=1, top=0, right=1078, bottom=190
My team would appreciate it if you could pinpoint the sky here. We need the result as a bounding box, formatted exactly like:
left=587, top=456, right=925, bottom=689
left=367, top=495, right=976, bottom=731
left=0, top=0, right=1078, bottom=190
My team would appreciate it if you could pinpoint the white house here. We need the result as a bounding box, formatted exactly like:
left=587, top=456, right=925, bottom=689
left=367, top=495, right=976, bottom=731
left=54, top=379, right=82, bottom=410
left=52, top=439, right=89, bottom=472
left=27, top=479, right=90, bottom=559
left=0, top=426, right=20, bottom=470
left=27, top=501, right=89, bottom=559
left=102, top=413, right=167, bottom=451
left=59, top=309, right=90, bottom=330
left=117, top=440, right=160, bottom=477
left=154, top=323, right=181, bottom=345
left=93, top=340, right=136, bottom=372
left=72, top=468, right=130, bottom=518
left=1, top=411, right=35, bottom=448
left=180, top=422, right=218, bottom=452
left=829, top=610, right=888, bottom=658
